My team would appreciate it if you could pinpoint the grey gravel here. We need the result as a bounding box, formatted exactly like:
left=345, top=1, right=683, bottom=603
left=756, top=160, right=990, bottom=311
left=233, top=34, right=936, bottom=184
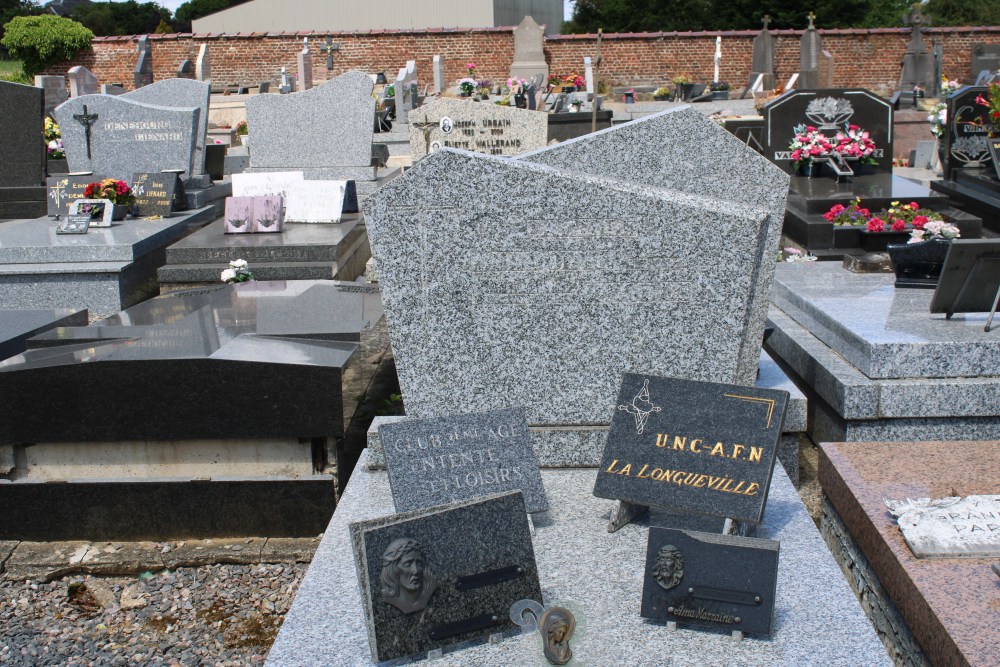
left=0, top=563, right=307, bottom=665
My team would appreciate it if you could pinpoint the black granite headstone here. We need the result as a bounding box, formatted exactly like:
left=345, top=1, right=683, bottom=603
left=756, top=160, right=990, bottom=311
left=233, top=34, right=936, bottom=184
left=942, top=86, right=995, bottom=179
left=764, top=89, right=893, bottom=174
left=378, top=407, right=548, bottom=513
left=0, top=81, right=46, bottom=187
left=593, top=374, right=788, bottom=524
left=350, top=491, right=542, bottom=663
left=46, top=174, right=94, bottom=217
left=131, top=172, right=177, bottom=217
left=971, top=44, right=1000, bottom=83
left=640, top=527, right=779, bottom=636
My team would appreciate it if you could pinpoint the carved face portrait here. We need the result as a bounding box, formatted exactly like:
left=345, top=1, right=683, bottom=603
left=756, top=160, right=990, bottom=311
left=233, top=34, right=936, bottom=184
left=380, top=538, right=438, bottom=614
left=538, top=606, right=575, bottom=666
left=653, top=544, right=684, bottom=591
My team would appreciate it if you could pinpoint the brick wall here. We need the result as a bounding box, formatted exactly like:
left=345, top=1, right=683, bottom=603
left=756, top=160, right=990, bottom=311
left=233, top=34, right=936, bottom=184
left=41, top=26, right=1000, bottom=92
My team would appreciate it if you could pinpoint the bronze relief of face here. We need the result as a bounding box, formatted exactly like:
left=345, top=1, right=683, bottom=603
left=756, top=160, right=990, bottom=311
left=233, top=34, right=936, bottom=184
left=538, top=606, right=575, bottom=665
left=379, top=538, right=439, bottom=614
left=653, top=544, right=684, bottom=591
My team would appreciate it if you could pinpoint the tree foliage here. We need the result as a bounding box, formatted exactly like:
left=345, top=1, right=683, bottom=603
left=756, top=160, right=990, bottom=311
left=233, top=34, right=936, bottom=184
left=173, top=0, right=251, bottom=32
left=70, top=1, right=170, bottom=37
left=1, top=14, right=92, bottom=75
left=0, top=0, right=40, bottom=43
left=563, top=0, right=998, bottom=32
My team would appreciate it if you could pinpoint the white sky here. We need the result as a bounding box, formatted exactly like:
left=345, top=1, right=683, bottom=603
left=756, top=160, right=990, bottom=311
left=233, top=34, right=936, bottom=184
left=154, top=0, right=576, bottom=20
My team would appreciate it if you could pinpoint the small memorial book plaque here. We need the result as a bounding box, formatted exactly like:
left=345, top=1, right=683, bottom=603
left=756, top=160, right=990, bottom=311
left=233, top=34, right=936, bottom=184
left=593, top=374, right=788, bottom=523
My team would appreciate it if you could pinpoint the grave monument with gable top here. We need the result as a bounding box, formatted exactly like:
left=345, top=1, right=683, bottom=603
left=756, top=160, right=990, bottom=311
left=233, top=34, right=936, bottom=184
left=509, top=15, right=548, bottom=82
left=134, top=35, right=154, bottom=89
left=747, top=15, right=776, bottom=92
left=798, top=13, right=822, bottom=89
left=67, top=66, right=98, bottom=97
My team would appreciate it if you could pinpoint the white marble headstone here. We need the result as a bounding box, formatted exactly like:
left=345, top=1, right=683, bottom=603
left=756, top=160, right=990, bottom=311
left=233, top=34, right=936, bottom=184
left=886, top=495, right=1000, bottom=559
left=231, top=171, right=304, bottom=199
left=283, top=180, right=345, bottom=223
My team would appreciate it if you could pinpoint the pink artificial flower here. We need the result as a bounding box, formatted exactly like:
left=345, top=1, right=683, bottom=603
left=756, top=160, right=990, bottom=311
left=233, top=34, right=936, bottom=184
left=891, top=219, right=907, bottom=232
left=867, top=217, right=885, bottom=232
left=912, top=215, right=929, bottom=229
left=848, top=124, right=860, bottom=131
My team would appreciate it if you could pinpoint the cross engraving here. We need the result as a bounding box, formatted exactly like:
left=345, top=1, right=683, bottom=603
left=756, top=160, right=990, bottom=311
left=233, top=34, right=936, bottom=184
left=762, top=15, right=771, bottom=30
left=321, top=38, right=339, bottom=70
left=73, top=104, right=99, bottom=160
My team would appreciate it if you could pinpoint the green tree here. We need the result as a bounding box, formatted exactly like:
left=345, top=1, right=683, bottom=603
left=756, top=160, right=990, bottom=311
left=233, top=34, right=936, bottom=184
left=1, top=14, right=93, bottom=75
left=0, top=0, right=40, bottom=44
left=923, top=0, right=1000, bottom=26
left=173, top=0, right=250, bottom=32
left=70, top=1, right=171, bottom=37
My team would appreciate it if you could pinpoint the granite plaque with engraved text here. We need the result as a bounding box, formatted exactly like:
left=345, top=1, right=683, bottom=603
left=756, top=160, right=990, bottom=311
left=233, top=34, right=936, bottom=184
left=641, top=527, right=779, bottom=636
left=46, top=175, right=93, bottom=217
left=594, top=374, right=788, bottom=523
left=378, top=407, right=547, bottom=513
left=350, top=491, right=542, bottom=663
left=130, top=172, right=177, bottom=217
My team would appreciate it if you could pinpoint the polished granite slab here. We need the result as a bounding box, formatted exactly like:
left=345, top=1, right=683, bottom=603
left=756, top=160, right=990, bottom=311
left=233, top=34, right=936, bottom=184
left=265, top=452, right=890, bottom=667
left=787, top=173, right=948, bottom=214
left=819, top=441, right=999, bottom=667
left=0, top=308, right=87, bottom=361
left=771, top=262, right=1000, bottom=380
left=0, top=280, right=382, bottom=444
left=930, top=172, right=1000, bottom=234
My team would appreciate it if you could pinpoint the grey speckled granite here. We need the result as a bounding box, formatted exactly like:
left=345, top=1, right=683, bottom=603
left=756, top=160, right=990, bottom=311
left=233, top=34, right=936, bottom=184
left=519, top=106, right=788, bottom=390
left=771, top=262, right=1000, bottom=379
left=266, top=451, right=890, bottom=667
left=245, top=72, right=374, bottom=171
left=123, top=79, right=211, bottom=176
left=408, top=97, right=548, bottom=159
left=364, top=149, right=772, bottom=426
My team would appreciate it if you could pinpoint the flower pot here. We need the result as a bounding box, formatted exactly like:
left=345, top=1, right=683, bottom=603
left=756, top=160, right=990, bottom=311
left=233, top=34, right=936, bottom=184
left=676, top=83, right=694, bottom=100
left=623, top=92, right=635, bottom=104
left=111, top=203, right=128, bottom=221
left=859, top=229, right=911, bottom=252
left=711, top=90, right=729, bottom=100
left=887, top=237, right=952, bottom=288
left=514, top=93, right=527, bottom=109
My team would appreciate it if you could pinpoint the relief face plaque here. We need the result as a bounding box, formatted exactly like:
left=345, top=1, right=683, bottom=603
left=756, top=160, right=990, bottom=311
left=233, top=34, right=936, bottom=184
left=593, top=374, right=788, bottom=524
left=350, top=491, right=542, bottom=663
left=641, top=527, right=779, bottom=636
left=378, top=407, right=548, bottom=513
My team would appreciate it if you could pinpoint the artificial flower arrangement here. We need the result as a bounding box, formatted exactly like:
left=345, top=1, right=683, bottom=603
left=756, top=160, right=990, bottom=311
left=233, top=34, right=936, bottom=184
left=475, top=79, right=493, bottom=98
left=562, top=74, right=585, bottom=89
left=823, top=198, right=956, bottom=239
left=927, top=102, right=947, bottom=138
left=822, top=197, right=871, bottom=225
left=908, top=219, right=961, bottom=243
left=789, top=123, right=878, bottom=169
left=940, top=76, right=961, bottom=94
left=466, top=62, right=477, bottom=76
left=709, top=81, right=730, bottom=91
left=653, top=86, right=671, bottom=98
left=84, top=178, right=135, bottom=207
left=506, top=77, right=529, bottom=94
left=671, top=73, right=693, bottom=85
left=44, top=117, right=64, bottom=159
left=235, top=120, right=248, bottom=136
left=221, top=258, right=254, bottom=284
left=458, top=78, right=476, bottom=96
left=781, top=247, right=818, bottom=263
left=976, top=82, right=1000, bottom=134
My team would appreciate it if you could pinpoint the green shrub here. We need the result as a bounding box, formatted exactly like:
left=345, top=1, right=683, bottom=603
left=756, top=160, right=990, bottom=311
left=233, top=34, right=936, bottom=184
left=1, top=15, right=93, bottom=76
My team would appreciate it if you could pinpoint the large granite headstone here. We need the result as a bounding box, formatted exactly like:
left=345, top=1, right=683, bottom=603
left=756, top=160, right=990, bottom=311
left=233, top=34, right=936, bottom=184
left=34, top=75, right=67, bottom=116
left=122, top=78, right=211, bottom=176
left=0, top=81, right=46, bottom=187
left=378, top=407, right=547, bottom=513
left=245, top=71, right=375, bottom=176
left=196, top=44, right=211, bottom=84
left=53, top=95, right=199, bottom=179
left=509, top=15, right=548, bottom=81
left=899, top=5, right=937, bottom=95
left=408, top=97, right=548, bottom=160
left=748, top=15, right=776, bottom=91
left=941, top=85, right=995, bottom=179
left=363, top=146, right=778, bottom=428
left=519, top=106, right=789, bottom=389
left=764, top=89, right=893, bottom=174
left=134, top=35, right=154, bottom=89
left=885, top=495, right=1000, bottom=559
left=971, top=44, right=1000, bottom=81
left=350, top=490, right=542, bottom=663
left=67, top=66, right=98, bottom=97
left=799, top=13, right=822, bottom=89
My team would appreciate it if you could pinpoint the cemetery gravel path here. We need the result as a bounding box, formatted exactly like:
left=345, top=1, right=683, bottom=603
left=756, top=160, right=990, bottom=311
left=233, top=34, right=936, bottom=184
left=0, top=562, right=306, bottom=666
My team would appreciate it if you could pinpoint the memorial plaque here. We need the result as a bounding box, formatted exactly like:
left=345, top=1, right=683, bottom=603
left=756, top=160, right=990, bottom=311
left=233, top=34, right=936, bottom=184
left=283, top=180, right=346, bottom=223
left=763, top=89, right=893, bottom=174
left=408, top=97, right=548, bottom=160
left=641, top=527, right=779, bottom=636
left=46, top=174, right=93, bottom=217
left=56, top=214, right=91, bottom=234
left=130, top=172, right=177, bottom=217
left=252, top=196, right=283, bottom=233
left=231, top=171, right=304, bottom=199
left=378, top=407, right=547, bottom=513
left=942, top=86, right=995, bottom=178
left=593, top=374, right=788, bottom=523
left=224, top=196, right=254, bottom=234
left=69, top=198, right=115, bottom=227
left=886, top=495, right=1000, bottom=558
left=351, top=491, right=542, bottom=664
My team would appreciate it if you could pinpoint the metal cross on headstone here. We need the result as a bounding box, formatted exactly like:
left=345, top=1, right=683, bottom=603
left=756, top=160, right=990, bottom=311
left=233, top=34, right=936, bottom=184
left=762, top=15, right=771, bottom=30
left=807, top=12, right=816, bottom=29
left=321, top=38, right=339, bottom=70
left=73, top=104, right=99, bottom=160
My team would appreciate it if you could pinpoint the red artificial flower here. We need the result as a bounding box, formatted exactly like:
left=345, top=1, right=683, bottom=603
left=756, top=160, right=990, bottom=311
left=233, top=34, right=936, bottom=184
left=859, top=208, right=870, bottom=217
left=891, top=219, right=907, bottom=232
left=867, top=217, right=885, bottom=233
left=909, top=202, right=920, bottom=209
left=912, top=215, right=929, bottom=229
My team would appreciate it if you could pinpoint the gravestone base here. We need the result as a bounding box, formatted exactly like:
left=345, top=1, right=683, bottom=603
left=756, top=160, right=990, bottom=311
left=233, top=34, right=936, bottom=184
left=264, top=451, right=890, bottom=666
left=930, top=170, right=1000, bottom=233
left=0, top=186, right=47, bottom=219
left=819, top=440, right=999, bottom=667
left=157, top=213, right=370, bottom=290
left=0, top=207, right=216, bottom=316
left=766, top=263, right=1000, bottom=442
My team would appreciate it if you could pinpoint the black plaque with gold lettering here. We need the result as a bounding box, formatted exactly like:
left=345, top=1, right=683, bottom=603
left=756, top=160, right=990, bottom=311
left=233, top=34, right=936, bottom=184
left=130, top=172, right=177, bottom=217
left=641, top=527, right=779, bottom=636
left=593, top=374, right=788, bottom=524
left=46, top=175, right=93, bottom=218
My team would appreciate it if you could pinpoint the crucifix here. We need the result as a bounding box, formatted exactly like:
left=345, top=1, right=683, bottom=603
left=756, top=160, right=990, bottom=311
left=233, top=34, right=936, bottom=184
left=762, top=14, right=771, bottom=30
left=73, top=104, right=99, bottom=160
left=321, top=38, right=339, bottom=71
left=807, top=11, right=816, bottom=29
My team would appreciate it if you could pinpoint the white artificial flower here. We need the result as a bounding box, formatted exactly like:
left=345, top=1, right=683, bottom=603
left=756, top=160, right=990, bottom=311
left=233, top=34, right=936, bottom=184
left=230, top=259, right=248, bottom=269
left=221, top=268, right=237, bottom=282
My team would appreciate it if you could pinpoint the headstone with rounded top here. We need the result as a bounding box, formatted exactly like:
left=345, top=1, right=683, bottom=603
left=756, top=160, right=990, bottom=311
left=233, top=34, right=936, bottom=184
left=67, top=66, right=99, bottom=98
